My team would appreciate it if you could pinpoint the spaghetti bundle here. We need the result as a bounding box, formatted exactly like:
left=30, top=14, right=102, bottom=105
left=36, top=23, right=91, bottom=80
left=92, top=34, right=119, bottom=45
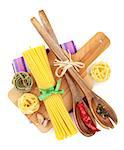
left=23, top=46, right=77, bottom=140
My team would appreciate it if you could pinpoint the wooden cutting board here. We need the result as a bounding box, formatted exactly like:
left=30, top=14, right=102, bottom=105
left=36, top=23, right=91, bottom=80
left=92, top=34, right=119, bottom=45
left=8, top=32, right=110, bottom=133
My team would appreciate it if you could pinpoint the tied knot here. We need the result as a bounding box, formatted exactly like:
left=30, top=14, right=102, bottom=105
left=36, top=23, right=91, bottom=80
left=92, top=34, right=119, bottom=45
left=39, top=79, right=64, bottom=101
left=54, top=49, right=85, bottom=77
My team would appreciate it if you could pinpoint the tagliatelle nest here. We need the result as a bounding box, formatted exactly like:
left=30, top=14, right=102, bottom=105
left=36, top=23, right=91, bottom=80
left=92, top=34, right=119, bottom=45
left=90, top=62, right=111, bottom=82
left=12, top=72, right=33, bottom=92
left=18, top=93, right=40, bottom=114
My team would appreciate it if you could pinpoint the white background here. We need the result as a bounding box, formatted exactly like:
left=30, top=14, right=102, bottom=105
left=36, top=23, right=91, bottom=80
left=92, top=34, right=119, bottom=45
left=0, top=0, right=124, bottom=149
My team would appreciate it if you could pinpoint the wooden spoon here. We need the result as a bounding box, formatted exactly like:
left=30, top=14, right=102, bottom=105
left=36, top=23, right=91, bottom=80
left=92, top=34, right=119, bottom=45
left=65, top=73, right=99, bottom=136
left=39, top=10, right=97, bottom=136
left=30, top=14, right=118, bottom=129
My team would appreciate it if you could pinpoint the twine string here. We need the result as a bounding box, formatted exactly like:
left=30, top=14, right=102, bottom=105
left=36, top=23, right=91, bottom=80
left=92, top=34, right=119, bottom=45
left=54, top=49, right=85, bottom=78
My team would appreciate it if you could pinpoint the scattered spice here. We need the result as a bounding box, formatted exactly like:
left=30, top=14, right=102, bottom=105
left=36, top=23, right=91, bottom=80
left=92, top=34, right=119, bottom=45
left=96, top=104, right=109, bottom=119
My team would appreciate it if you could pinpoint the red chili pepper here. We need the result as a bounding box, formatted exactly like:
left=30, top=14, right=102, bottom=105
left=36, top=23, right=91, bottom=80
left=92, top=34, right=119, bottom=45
left=77, top=101, right=100, bottom=133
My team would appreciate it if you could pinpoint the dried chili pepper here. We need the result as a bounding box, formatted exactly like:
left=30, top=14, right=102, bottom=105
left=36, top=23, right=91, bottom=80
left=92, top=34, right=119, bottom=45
left=77, top=101, right=100, bottom=133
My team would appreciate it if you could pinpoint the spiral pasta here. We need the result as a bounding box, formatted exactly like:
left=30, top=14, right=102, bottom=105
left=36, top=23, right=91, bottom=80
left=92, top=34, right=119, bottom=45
left=90, top=62, right=111, bottom=82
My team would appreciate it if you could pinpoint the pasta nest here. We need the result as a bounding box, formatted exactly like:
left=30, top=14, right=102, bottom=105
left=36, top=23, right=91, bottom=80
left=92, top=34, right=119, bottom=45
left=18, top=93, right=40, bottom=114
left=12, top=72, right=33, bottom=92
left=90, top=62, right=111, bottom=82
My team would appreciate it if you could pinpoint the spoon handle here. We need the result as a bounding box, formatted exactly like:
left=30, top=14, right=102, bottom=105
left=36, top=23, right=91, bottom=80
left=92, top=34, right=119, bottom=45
left=39, top=10, right=59, bottom=44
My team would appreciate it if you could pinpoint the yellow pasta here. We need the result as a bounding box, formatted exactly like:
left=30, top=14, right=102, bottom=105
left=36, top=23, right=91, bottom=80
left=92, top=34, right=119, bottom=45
left=22, top=46, right=77, bottom=140
left=18, top=93, right=40, bottom=115
left=90, top=62, right=111, bottom=82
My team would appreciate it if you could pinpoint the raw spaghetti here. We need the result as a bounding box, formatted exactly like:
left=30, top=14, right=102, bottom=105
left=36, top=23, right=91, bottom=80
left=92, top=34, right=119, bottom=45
left=23, top=46, right=77, bottom=140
